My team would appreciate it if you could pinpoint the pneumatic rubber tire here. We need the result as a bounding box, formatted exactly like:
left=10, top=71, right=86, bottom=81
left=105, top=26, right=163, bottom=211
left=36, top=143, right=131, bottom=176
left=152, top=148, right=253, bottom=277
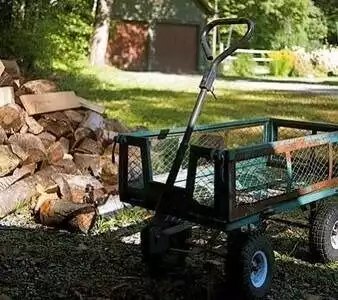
left=309, top=204, right=338, bottom=263
left=227, top=231, right=275, bottom=300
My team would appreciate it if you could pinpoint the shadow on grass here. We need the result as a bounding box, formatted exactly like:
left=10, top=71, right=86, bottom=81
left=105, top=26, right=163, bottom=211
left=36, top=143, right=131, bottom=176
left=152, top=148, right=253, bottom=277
left=47, top=68, right=338, bottom=130
left=0, top=222, right=210, bottom=300
left=0, top=219, right=337, bottom=300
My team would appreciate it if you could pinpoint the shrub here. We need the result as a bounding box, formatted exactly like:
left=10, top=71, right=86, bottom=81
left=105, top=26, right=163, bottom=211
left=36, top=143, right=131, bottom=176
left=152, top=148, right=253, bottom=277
left=291, top=49, right=314, bottom=77
left=269, top=50, right=297, bottom=76
left=232, top=53, right=256, bottom=77
left=0, top=1, right=92, bottom=73
left=311, top=47, right=338, bottom=75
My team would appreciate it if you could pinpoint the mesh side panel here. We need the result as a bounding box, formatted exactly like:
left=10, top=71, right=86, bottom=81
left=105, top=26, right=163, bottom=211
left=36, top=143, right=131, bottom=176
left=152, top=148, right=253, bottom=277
left=149, top=125, right=265, bottom=186
left=291, top=144, right=329, bottom=189
left=193, top=157, right=214, bottom=207
left=235, top=144, right=331, bottom=206
left=278, top=127, right=312, bottom=140
left=332, top=143, right=338, bottom=178
left=128, top=146, right=143, bottom=187
left=191, top=125, right=264, bottom=149
left=236, top=156, right=288, bottom=205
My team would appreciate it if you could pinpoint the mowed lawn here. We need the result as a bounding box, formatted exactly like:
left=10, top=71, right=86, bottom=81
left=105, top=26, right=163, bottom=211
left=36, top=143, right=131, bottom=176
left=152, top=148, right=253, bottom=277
left=56, top=65, right=338, bottom=131
left=55, top=65, right=338, bottom=299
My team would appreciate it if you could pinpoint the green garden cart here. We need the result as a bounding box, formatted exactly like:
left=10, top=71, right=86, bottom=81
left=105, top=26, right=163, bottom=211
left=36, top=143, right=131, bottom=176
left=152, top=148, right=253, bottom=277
left=116, top=18, right=338, bottom=299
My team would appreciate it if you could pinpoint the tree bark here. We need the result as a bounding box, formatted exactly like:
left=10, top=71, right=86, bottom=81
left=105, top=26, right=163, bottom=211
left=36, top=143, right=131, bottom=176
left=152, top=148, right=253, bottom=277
left=89, top=0, right=112, bottom=66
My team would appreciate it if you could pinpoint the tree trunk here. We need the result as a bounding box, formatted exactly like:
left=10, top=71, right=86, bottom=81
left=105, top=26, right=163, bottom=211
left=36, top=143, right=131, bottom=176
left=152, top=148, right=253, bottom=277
left=0, top=0, right=13, bottom=30
left=89, top=0, right=112, bottom=66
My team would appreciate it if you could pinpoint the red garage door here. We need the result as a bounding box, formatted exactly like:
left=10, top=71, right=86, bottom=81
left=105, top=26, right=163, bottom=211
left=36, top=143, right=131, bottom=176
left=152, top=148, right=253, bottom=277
left=107, top=21, right=149, bottom=71
left=153, top=23, right=198, bottom=73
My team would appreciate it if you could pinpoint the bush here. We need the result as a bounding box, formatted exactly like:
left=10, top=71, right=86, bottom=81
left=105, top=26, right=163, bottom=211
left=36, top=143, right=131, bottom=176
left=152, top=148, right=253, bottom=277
left=0, top=1, right=92, bottom=73
left=291, top=49, right=314, bottom=77
left=232, top=53, right=256, bottom=77
left=269, top=50, right=297, bottom=76
left=311, top=47, right=338, bottom=75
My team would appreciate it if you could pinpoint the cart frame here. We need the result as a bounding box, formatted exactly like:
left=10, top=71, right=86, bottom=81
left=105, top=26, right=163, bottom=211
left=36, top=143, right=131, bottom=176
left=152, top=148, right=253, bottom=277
left=117, top=117, right=338, bottom=231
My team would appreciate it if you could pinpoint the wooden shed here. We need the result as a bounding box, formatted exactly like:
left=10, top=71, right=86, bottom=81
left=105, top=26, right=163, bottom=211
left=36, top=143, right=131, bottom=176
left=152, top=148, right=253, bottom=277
left=107, top=0, right=208, bottom=73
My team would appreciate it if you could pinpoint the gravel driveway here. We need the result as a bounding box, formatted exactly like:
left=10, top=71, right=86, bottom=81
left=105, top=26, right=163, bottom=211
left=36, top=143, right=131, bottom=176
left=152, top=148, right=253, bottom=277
left=109, top=71, right=338, bottom=95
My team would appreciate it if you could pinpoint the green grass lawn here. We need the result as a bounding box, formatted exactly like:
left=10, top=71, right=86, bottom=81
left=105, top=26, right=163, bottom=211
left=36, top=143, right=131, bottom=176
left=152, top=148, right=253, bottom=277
left=55, top=63, right=338, bottom=131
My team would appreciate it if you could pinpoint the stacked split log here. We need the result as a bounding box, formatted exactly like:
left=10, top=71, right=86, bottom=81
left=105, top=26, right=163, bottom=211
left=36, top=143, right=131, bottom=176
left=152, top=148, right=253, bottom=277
left=0, top=59, right=129, bottom=233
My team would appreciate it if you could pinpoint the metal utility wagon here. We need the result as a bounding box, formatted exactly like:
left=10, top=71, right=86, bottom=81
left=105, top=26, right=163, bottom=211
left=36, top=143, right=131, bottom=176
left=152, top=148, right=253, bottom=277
left=116, top=18, right=338, bottom=300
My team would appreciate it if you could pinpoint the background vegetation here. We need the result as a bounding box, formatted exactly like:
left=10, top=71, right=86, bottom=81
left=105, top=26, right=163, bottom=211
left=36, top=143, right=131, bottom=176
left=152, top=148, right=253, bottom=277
left=0, top=0, right=337, bottom=75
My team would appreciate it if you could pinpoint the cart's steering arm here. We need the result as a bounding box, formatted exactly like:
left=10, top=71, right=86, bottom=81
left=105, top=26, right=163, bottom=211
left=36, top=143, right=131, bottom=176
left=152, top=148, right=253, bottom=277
left=155, top=18, right=255, bottom=213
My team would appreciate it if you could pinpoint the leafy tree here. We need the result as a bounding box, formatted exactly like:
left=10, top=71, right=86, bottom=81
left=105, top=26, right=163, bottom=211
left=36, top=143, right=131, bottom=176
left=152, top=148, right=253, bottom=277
left=0, top=0, right=92, bottom=72
left=314, top=0, right=338, bottom=44
left=211, top=0, right=327, bottom=50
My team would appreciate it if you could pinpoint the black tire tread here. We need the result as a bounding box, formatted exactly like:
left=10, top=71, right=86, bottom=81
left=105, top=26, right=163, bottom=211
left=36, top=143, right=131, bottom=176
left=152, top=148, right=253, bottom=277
left=309, top=204, right=338, bottom=263
left=227, top=231, right=275, bottom=300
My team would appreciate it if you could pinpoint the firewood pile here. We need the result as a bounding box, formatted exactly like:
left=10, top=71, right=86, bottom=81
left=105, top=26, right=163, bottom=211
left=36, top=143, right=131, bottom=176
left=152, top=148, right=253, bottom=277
left=0, top=59, right=129, bottom=234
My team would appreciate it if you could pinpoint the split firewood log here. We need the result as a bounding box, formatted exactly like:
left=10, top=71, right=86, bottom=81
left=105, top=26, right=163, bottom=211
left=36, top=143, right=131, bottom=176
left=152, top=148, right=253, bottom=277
left=24, top=113, right=43, bottom=135
left=71, top=127, right=96, bottom=151
left=64, top=109, right=84, bottom=124
left=100, top=154, right=118, bottom=186
left=8, top=133, right=46, bottom=164
left=0, top=104, right=25, bottom=133
left=58, top=137, right=70, bottom=154
left=75, top=138, right=103, bottom=155
left=10, top=143, right=29, bottom=162
left=0, top=164, right=36, bottom=191
left=43, top=111, right=71, bottom=124
left=20, top=123, right=29, bottom=134
left=0, top=166, right=57, bottom=218
left=38, top=118, right=72, bottom=138
left=0, top=72, right=14, bottom=88
left=0, top=145, right=21, bottom=176
left=37, top=132, right=56, bottom=149
left=74, top=153, right=100, bottom=177
left=59, top=173, right=106, bottom=204
left=50, top=173, right=72, bottom=200
left=47, top=141, right=65, bottom=164
left=21, top=79, right=57, bottom=95
left=0, top=126, right=7, bottom=144
left=0, top=60, right=20, bottom=78
left=49, top=158, right=81, bottom=175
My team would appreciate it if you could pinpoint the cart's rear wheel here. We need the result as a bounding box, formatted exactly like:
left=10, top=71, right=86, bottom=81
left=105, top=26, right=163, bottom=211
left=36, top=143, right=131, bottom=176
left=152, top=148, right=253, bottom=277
left=226, top=231, right=275, bottom=300
left=309, top=204, right=338, bottom=263
left=140, top=220, right=191, bottom=274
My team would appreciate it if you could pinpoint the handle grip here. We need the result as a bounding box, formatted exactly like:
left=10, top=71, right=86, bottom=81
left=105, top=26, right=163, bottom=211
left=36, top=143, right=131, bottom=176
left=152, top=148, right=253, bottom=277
left=201, top=17, right=255, bottom=63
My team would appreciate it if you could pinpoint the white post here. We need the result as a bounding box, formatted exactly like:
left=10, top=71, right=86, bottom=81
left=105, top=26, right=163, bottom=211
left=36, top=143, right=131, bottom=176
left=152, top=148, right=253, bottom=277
left=212, top=0, right=218, bottom=58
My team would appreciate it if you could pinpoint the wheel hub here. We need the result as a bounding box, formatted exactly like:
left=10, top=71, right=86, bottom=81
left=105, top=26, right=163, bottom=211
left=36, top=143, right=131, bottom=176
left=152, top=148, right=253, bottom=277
left=331, top=221, right=338, bottom=250
left=250, top=251, right=268, bottom=288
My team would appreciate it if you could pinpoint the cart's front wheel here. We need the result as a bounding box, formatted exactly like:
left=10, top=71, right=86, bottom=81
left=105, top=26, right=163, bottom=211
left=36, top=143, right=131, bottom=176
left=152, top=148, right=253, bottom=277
left=227, top=231, right=275, bottom=300
left=309, top=204, right=338, bottom=263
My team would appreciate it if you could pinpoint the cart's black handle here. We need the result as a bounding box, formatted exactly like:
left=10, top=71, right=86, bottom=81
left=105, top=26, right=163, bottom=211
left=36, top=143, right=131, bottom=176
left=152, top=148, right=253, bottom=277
left=201, top=18, right=255, bottom=63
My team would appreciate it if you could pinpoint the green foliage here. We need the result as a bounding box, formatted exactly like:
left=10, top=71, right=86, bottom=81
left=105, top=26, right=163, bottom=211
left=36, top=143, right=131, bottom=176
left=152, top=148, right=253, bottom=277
left=0, top=0, right=92, bottom=73
left=314, top=0, right=338, bottom=44
left=269, top=50, right=296, bottom=76
left=215, top=0, right=327, bottom=50
left=232, top=53, right=256, bottom=77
